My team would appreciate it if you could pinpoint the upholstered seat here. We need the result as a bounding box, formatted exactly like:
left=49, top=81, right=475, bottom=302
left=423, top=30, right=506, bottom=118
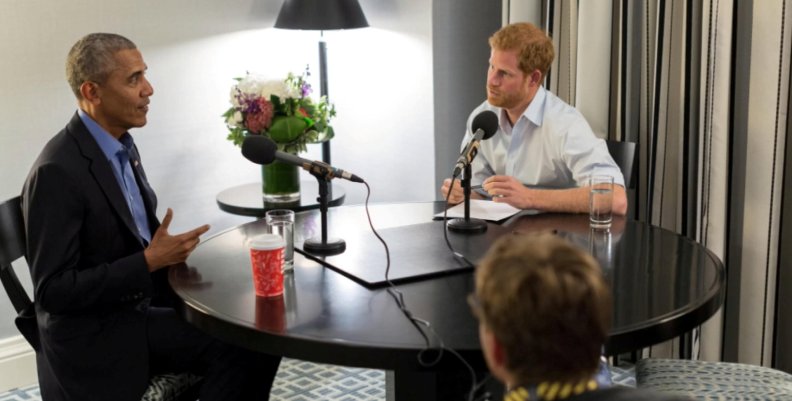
left=142, top=373, right=202, bottom=401
left=636, top=358, right=792, bottom=400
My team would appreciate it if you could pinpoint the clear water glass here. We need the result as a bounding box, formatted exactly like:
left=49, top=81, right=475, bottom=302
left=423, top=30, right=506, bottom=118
left=266, top=209, right=295, bottom=272
left=589, top=175, right=614, bottom=229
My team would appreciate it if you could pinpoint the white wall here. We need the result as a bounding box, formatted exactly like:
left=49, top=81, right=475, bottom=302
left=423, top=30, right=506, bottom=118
left=0, top=0, right=434, bottom=339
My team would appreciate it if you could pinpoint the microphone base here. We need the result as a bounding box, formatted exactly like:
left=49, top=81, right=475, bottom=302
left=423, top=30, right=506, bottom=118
left=447, top=218, right=488, bottom=233
left=304, top=237, right=347, bottom=255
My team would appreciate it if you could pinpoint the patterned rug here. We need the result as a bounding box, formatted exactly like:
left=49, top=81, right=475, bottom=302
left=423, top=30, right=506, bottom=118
left=0, top=359, right=634, bottom=400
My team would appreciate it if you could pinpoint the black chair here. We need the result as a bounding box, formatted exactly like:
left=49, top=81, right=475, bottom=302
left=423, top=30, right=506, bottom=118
left=605, top=140, right=637, bottom=190
left=0, top=196, right=200, bottom=401
left=605, top=140, right=638, bottom=219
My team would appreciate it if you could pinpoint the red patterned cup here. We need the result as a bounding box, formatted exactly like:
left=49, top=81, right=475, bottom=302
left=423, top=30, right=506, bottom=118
left=248, top=234, right=285, bottom=297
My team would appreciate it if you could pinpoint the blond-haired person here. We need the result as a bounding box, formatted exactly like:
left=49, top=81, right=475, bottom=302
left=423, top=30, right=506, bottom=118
left=441, top=23, right=627, bottom=216
left=471, top=233, right=689, bottom=400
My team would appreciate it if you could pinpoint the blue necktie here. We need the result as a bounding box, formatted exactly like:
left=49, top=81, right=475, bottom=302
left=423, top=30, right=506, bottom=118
left=116, top=146, right=152, bottom=244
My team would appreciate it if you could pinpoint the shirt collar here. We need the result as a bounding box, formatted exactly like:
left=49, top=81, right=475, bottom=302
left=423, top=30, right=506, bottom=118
left=524, top=86, right=547, bottom=127
left=78, top=109, right=134, bottom=159
left=494, top=86, right=547, bottom=131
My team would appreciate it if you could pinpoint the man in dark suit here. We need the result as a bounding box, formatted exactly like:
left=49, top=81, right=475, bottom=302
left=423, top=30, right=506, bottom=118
left=470, top=233, right=690, bottom=400
left=22, top=33, right=280, bottom=401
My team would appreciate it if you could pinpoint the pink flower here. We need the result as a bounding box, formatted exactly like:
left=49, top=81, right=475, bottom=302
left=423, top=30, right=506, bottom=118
left=245, top=97, right=274, bottom=134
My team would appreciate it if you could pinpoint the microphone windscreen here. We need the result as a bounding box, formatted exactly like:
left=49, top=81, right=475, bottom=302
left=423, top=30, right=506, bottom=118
left=472, top=110, right=499, bottom=140
left=241, top=135, right=277, bottom=165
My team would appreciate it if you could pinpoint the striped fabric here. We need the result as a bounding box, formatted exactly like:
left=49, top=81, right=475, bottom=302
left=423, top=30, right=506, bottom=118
left=636, top=358, right=792, bottom=400
left=141, top=373, right=201, bottom=401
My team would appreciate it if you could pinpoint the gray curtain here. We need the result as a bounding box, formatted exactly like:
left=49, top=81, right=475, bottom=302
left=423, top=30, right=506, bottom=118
left=507, top=0, right=792, bottom=369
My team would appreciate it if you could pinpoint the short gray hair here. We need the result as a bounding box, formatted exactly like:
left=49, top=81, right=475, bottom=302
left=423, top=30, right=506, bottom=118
left=66, top=33, right=137, bottom=99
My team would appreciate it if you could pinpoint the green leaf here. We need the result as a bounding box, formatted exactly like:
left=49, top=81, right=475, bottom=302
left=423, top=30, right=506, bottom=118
left=226, top=128, right=245, bottom=147
left=268, top=116, right=308, bottom=143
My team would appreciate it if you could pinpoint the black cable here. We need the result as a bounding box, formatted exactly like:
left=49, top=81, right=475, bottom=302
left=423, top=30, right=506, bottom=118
left=361, top=179, right=481, bottom=400
left=442, top=176, right=476, bottom=268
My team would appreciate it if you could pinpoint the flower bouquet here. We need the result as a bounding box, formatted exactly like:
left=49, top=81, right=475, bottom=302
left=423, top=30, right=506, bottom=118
left=224, top=69, right=335, bottom=201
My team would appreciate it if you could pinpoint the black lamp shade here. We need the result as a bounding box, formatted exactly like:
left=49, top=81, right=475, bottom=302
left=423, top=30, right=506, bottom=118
left=275, top=0, right=369, bottom=31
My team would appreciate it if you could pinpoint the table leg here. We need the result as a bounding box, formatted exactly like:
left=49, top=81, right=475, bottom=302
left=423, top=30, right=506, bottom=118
left=678, top=331, right=693, bottom=359
left=387, top=370, right=436, bottom=401
left=387, top=370, right=502, bottom=401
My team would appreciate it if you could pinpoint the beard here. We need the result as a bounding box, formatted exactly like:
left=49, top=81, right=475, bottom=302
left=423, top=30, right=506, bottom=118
left=487, top=87, right=524, bottom=110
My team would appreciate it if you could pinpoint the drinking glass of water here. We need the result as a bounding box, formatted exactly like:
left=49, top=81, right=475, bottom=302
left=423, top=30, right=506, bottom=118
left=265, top=209, right=295, bottom=272
left=589, top=175, right=614, bottom=230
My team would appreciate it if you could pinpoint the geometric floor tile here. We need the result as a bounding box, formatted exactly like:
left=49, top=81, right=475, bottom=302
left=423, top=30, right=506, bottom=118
left=271, top=358, right=386, bottom=401
left=0, top=358, right=635, bottom=400
left=0, top=384, right=40, bottom=401
left=0, top=359, right=386, bottom=401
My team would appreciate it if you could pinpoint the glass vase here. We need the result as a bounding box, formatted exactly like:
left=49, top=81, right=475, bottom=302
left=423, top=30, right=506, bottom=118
left=262, top=160, right=300, bottom=202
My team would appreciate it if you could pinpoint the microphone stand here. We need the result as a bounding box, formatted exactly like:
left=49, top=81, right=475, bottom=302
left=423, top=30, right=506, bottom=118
left=303, top=168, right=346, bottom=255
left=448, top=163, right=487, bottom=233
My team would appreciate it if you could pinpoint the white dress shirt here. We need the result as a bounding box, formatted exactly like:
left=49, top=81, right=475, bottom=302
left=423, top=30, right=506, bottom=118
left=461, top=86, right=625, bottom=189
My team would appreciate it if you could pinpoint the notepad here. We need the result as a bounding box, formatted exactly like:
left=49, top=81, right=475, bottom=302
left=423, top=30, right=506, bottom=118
left=434, top=199, right=522, bottom=222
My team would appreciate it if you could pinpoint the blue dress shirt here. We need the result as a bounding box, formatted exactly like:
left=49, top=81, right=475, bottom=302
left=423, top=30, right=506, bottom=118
left=78, top=110, right=152, bottom=244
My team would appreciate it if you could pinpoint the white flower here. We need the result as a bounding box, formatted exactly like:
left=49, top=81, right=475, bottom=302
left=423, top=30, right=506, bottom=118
left=225, top=114, right=236, bottom=128
left=229, top=86, right=241, bottom=108
left=226, top=110, right=243, bottom=128
left=235, top=75, right=260, bottom=96
left=259, top=79, right=295, bottom=99
left=235, top=74, right=296, bottom=100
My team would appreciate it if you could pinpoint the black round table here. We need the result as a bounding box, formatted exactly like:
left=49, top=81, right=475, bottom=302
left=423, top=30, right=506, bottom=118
left=170, top=202, right=725, bottom=399
left=216, top=181, right=346, bottom=216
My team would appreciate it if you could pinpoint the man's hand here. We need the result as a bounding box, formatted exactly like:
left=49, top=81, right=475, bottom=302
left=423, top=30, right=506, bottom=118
left=144, top=208, right=210, bottom=272
left=482, top=175, right=534, bottom=209
left=440, top=178, right=465, bottom=205
left=483, top=175, right=629, bottom=215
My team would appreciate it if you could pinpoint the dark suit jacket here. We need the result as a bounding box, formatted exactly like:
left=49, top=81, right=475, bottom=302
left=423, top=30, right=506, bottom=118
left=22, top=113, right=169, bottom=401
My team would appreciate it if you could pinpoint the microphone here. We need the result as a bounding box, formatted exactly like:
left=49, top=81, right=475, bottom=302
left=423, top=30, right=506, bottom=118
left=241, top=136, right=364, bottom=183
left=452, top=110, right=499, bottom=177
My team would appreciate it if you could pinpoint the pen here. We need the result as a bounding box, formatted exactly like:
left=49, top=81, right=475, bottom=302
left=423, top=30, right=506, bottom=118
left=471, top=185, right=503, bottom=198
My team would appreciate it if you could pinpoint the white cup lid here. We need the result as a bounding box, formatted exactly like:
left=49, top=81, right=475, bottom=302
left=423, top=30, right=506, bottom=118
left=248, top=234, right=285, bottom=250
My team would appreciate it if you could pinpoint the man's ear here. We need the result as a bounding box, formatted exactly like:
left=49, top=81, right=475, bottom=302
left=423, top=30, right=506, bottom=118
left=483, top=328, right=507, bottom=368
left=489, top=332, right=507, bottom=367
left=79, top=81, right=100, bottom=104
left=529, top=70, right=543, bottom=86
left=480, top=324, right=512, bottom=386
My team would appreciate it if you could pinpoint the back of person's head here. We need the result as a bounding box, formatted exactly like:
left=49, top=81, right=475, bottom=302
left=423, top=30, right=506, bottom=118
left=489, top=22, right=555, bottom=80
left=472, top=232, right=612, bottom=385
left=66, top=33, right=137, bottom=99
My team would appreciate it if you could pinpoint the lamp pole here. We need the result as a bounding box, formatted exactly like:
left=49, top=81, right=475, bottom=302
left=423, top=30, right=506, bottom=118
left=318, top=31, right=331, bottom=165
left=274, top=0, right=369, bottom=166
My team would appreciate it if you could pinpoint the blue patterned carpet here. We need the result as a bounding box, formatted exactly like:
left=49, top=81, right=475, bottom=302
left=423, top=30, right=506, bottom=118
left=0, top=359, right=634, bottom=400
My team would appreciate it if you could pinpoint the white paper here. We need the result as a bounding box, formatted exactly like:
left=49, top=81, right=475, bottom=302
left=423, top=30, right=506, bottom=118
left=435, top=199, right=522, bottom=222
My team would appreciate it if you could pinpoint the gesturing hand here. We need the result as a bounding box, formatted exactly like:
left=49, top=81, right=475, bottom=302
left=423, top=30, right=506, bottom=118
left=144, top=208, right=210, bottom=272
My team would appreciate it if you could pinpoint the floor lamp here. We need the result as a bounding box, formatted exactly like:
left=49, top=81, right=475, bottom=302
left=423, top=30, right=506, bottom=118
left=275, top=0, right=369, bottom=165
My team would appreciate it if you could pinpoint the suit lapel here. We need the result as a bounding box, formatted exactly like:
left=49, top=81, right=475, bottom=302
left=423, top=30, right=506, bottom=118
left=65, top=113, right=146, bottom=247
